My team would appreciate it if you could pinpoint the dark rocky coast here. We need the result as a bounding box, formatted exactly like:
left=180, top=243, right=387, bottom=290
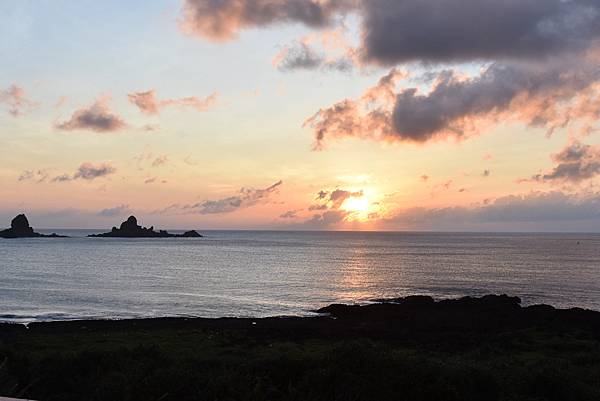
left=88, top=215, right=202, bottom=238
left=1, top=294, right=599, bottom=400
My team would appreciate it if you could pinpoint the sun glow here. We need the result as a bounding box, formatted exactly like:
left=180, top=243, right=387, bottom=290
left=342, top=196, right=370, bottom=213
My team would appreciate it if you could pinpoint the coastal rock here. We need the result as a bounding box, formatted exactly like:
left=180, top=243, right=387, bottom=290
left=181, top=230, right=203, bottom=238
left=88, top=215, right=203, bottom=238
left=9, top=214, right=35, bottom=236
left=0, top=214, right=68, bottom=239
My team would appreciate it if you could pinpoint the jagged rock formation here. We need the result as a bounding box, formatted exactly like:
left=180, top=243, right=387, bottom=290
left=88, top=216, right=202, bottom=238
left=0, top=214, right=67, bottom=239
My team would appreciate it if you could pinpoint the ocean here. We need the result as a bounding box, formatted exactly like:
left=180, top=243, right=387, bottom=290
left=1, top=230, right=599, bottom=323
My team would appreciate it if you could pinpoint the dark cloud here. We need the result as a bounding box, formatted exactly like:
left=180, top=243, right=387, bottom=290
left=483, top=170, right=491, bottom=177
left=531, top=141, right=600, bottom=184
left=180, top=0, right=357, bottom=41
left=53, top=162, right=116, bottom=182
left=194, top=181, right=283, bottom=214
left=382, top=191, right=600, bottom=231
left=97, top=204, right=132, bottom=218
left=306, top=56, right=600, bottom=146
left=56, top=98, right=126, bottom=133
left=181, top=1, right=600, bottom=65
left=228, top=1, right=599, bottom=147
left=0, top=85, right=35, bottom=117
left=360, top=0, right=600, bottom=65
left=127, top=90, right=217, bottom=115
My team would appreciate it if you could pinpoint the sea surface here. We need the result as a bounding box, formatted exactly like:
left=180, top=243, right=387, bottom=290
left=1, top=230, right=600, bottom=323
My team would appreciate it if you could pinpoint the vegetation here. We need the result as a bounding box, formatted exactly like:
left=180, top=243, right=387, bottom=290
left=1, top=295, right=600, bottom=401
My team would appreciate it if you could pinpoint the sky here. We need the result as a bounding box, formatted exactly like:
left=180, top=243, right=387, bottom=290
left=2, top=0, right=600, bottom=231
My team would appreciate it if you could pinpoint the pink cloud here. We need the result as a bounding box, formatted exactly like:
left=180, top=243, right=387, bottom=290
left=0, top=85, right=35, bottom=117
left=127, top=90, right=217, bottom=115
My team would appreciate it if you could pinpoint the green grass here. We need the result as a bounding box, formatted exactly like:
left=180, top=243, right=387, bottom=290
left=1, top=323, right=600, bottom=401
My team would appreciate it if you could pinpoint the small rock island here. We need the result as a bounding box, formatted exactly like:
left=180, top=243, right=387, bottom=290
left=0, top=214, right=67, bottom=239
left=88, top=215, right=202, bottom=238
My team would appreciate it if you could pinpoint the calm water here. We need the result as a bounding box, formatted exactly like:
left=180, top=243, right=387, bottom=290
left=1, top=230, right=599, bottom=323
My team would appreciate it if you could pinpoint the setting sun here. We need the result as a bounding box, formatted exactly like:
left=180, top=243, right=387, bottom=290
left=342, top=196, right=370, bottom=213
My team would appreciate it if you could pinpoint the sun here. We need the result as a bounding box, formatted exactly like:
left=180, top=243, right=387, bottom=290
left=341, top=196, right=370, bottom=213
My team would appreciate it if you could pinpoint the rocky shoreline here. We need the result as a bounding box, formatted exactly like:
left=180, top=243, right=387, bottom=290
left=2, top=294, right=599, bottom=336
left=1, top=294, right=599, bottom=400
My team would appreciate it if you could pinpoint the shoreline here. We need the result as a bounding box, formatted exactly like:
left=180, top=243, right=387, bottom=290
left=2, top=293, right=600, bottom=327
left=2, top=294, right=600, bottom=400
left=2, top=293, right=600, bottom=330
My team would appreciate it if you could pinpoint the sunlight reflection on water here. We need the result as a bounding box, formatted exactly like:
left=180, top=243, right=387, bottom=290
left=1, top=230, right=599, bottom=322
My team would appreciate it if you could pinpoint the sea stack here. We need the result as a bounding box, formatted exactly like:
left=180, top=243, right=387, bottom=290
left=88, top=215, right=202, bottom=238
left=0, top=214, right=67, bottom=238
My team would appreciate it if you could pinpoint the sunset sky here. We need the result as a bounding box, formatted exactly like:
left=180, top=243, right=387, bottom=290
left=2, top=0, right=600, bottom=231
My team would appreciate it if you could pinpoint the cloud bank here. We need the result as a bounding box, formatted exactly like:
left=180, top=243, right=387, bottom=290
left=382, top=191, right=600, bottom=231
left=360, top=0, right=600, bottom=65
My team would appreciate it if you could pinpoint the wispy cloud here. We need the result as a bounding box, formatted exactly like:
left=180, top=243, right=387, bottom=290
left=274, top=40, right=353, bottom=73
left=128, top=90, right=217, bottom=115
left=280, top=209, right=301, bottom=219
left=97, top=204, right=132, bottom=217
left=18, top=169, right=49, bottom=183
left=193, top=181, right=283, bottom=214
left=0, top=85, right=35, bottom=117
left=52, top=162, right=116, bottom=182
